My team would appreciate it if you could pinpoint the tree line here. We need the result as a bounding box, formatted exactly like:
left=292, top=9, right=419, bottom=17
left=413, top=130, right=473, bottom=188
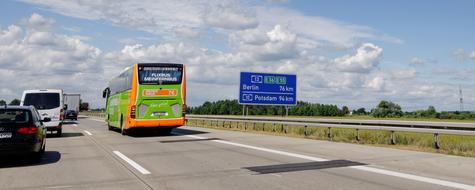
left=189, top=100, right=346, bottom=116
left=0, top=99, right=20, bottom=106
left=189, top=99, right=475, bottom=120
left=0, top=98, right=90, bottom=111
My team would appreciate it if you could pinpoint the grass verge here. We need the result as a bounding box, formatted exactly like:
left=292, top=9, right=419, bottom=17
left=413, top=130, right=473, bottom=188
left=186, top=120, right=475, bottom=158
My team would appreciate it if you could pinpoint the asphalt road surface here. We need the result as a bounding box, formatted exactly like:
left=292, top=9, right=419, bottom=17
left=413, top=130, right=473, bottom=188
left=0, top=117, right=474, bottom=190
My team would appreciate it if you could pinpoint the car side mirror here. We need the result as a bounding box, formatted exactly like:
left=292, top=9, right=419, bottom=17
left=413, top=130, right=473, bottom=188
left=42, top=117, right=51, bottom=122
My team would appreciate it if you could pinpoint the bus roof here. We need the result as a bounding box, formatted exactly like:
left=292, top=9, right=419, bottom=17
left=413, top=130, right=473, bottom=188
left=137, top=63, right=183, bottom=66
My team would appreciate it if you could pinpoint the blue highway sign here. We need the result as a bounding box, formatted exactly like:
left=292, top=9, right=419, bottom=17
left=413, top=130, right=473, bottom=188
left=239, top=72, right=297, bottom=105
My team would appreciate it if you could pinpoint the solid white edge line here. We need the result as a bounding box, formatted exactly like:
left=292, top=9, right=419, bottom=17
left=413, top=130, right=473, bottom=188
left=214, top=139, right=327, bottom=162
left=113, top=151, right=151, bottom=175
left=350, top=166, right=475, bottom=190
left=181, top=133, right=475, bottom=190
left=83, top=130, right=92, bottom=136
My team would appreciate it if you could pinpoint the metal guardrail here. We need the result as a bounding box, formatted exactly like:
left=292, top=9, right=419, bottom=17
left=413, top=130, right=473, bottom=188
left=186, top=115, right=475, bottom=149
left=186, top=115, right=475, bottom=130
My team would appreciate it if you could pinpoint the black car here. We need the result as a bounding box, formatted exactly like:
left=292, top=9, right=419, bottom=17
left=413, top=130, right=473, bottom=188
left=64, top=110, right=78, bottom=120
left=0, top=106, right=48, bottom=161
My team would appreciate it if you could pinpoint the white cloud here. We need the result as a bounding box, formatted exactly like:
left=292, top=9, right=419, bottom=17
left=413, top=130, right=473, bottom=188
left=364, top=76, right=385, bottom=91
left=173, top=26, right=202, bottom=39
left=410, top=57, right=426, bottom=65
left=391, top=67, right=417, bottom=79
left=333, top=43, right=383, bottom=73
left=266, top=0, right=289, bottom=3
left=23, top=0, right=401, bottom=49
left=204, top=3, right=258, bottom=30
left=229, top=25, right=299, bottom=62
left=410, top=57, right=436, bottom=65
left=0, top=25, right=22, bottom=45
left=453, top=49, right=466, bottom=61
left=452, top=48, right=475, bottom=62
left=256, top=7, right=401, bottom=48
left=27, top=13, right=55, bottom=30
left=0, top=13, right=103, bottom=106
left=23, top=0, right=258, bottom=39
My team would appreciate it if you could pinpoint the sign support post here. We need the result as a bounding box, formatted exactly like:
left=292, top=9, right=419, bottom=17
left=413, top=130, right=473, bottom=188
left=285, top=106, right=289, bottom=117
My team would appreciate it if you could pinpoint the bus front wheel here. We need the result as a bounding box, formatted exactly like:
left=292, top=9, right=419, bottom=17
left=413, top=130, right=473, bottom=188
left=107, top=115, right=113, bottom=131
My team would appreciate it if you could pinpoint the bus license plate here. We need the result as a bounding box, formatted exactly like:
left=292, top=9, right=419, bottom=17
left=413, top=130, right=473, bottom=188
left=151, top=112, right=168, bottom=116
left=0, top=132, right=12, bottom=139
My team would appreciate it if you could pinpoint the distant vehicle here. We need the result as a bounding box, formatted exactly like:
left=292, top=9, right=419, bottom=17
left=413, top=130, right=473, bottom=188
left=0, top=105, right=48, bottom=162
left=103, top=63, right=186, bottom=135
left=64, top=110, right=78, bottom=120
left=20, top=89, right=65, bottom=137
left=64, top=94, right=80, bottom=120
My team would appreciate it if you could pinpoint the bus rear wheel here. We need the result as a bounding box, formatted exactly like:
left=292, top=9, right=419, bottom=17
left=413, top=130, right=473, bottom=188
left=159, top=127, right=174, bottom=135
left=121, top=128, right=127, bottom=135
left=120, top=116, right=127, bottom=135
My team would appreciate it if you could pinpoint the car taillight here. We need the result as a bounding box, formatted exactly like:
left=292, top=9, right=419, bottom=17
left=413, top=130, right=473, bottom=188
left=17, top=127, right=38, bottom=135
left=130, top=105, right=136, bottom=119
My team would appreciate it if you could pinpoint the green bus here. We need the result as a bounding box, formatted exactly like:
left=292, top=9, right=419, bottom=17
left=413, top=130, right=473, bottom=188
left=102, top=63, right=186, bottom=135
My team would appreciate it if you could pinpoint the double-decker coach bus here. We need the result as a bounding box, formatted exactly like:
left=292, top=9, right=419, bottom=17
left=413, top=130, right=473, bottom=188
left=102, top=63, right=186, bottom=135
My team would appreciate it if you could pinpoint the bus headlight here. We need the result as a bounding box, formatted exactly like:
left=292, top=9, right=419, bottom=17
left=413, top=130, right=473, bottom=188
left=171, top=104, right=180, bottom=116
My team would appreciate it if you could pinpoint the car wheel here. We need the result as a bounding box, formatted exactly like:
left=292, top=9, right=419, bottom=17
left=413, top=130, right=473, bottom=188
left=56, top=129, right=62, bottom=137
left=30, top=150, right=43, bottom=163
left=40, top=140, right=46, bottom=154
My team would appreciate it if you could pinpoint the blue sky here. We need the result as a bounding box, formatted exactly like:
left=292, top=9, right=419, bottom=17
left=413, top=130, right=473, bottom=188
left=1, top=0, right=474, bottom=111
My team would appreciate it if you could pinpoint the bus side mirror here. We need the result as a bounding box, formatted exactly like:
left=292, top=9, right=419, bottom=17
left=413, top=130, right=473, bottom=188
left=102, top=88, right=110, bottom=98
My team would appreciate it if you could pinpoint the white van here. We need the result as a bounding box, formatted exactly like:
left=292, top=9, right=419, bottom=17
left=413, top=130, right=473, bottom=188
left=20, top=89, right=64, bottom=136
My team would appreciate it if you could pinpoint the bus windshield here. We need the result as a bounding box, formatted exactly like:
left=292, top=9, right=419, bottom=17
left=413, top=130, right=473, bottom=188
left=138, top=66, right=183, bottom=85
left=23, top=93, right=60, bottom=110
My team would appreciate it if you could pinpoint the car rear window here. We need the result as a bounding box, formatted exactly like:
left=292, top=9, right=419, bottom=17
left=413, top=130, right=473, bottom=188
left=23, top=93, right=60, bottom=110
left=0, top=109, right=30, bottom=123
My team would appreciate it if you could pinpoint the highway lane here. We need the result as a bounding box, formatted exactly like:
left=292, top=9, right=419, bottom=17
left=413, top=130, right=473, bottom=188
left=0, top=118, right=474, bottom=190
left=0, top=121, right=151, bottom=189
